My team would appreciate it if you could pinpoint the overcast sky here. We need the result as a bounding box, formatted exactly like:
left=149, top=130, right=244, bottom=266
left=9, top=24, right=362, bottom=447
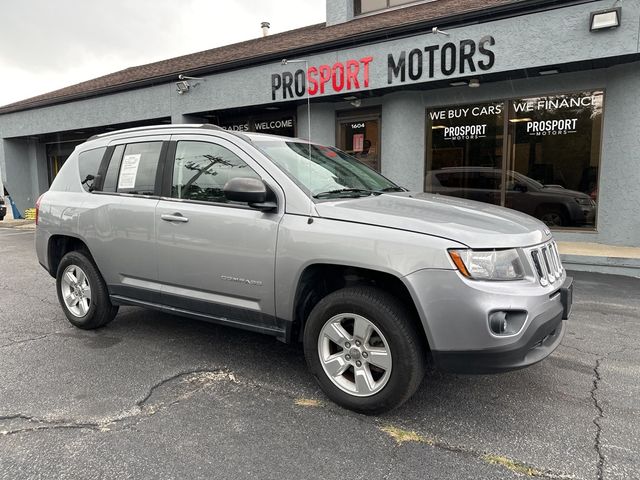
left=0, top=0, right=326, bottom=107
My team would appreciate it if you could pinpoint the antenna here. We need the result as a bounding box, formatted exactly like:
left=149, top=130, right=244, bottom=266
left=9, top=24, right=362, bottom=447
left=281, top=58, right=313, bottom=222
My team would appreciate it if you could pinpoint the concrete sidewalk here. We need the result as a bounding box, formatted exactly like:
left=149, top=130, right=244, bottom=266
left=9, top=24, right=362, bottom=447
left=0, top=219, right=36, bottom=229
left=557, top=241, right=640, bottom=277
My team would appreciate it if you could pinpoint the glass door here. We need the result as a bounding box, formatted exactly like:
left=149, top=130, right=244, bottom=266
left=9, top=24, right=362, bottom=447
left=337, top=111, right=381, bottom=172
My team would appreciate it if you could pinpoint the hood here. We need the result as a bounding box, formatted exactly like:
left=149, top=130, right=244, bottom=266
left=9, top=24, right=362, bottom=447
left=541, top=185, right=591, bottom=198
left=314, top=192, right=550, bottom=249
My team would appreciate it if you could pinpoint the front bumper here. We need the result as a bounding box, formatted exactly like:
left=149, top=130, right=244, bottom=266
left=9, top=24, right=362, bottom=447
left=432, top=307, right=565, bottom=373
left=404, top=268, right=573, bottom=373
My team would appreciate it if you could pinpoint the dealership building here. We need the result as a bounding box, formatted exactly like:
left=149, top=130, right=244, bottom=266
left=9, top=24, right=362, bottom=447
left=1, top=0, right=639, bottom=273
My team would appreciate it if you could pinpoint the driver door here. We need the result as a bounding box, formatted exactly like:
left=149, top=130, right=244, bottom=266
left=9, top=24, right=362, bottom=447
left=155, top=134, right=283, bottom=333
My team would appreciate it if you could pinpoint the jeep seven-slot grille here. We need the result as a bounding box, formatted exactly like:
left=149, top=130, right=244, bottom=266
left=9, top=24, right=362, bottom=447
left=529, top=241, right=563, bottom=286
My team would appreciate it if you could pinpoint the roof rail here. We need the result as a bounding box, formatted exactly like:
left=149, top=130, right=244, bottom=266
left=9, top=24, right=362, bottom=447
left=87, top=123, right=224, bottom=141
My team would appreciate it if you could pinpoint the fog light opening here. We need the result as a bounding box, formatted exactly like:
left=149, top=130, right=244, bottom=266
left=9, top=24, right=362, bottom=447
left=488, top=310, right=528, bottom=336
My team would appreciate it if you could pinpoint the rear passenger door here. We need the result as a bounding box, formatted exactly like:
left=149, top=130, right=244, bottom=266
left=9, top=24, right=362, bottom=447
left=155, top=134, right=283, bottom=333
left=82, top=136, right=168, bottom=302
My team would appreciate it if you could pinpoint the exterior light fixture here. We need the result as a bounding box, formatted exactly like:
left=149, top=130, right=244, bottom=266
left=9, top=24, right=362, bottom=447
left=431, top=27, right=450, bottom=36
left=509, top=118, right=533, bottom=123
left=450, top=81, right=467, bottom=87
left=590, top=7, right=621, bottom=31
left=539, top=69, right=559, bottom=76
left=176, top=74, right=205, bottom=94
left=468, top=79, right=480, bottom=88
left=176, top=80, right=190, bottom=94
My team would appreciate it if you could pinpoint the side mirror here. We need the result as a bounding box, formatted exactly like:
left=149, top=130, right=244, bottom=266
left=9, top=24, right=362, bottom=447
left=223, top=177, right=277, bottom=212
left=513, top=182, right=528, bottom=193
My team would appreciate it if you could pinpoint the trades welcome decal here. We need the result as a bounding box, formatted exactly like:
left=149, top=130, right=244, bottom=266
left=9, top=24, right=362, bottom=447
left=271, top=36, right=496, bottom=101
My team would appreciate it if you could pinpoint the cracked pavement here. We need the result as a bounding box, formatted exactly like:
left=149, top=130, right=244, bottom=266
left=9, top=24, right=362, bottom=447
left=1, top=228, right=639, bottom=479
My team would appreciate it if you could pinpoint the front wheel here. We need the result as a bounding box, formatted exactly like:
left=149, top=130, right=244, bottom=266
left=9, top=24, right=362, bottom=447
left=304, top=286, right=426, bottom=414
left=537, top=206, right=567, bottom=228
left=56, top=251, right=118, bottom=329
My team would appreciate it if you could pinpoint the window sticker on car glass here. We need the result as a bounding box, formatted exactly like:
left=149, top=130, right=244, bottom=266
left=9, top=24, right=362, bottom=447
left=118, top=154, right=141, bottom=189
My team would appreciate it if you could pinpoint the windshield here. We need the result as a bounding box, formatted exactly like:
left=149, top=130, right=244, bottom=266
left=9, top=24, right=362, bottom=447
left=253, top=139, right=402, bottom=199
left=511, top=171, right=544, bottom=189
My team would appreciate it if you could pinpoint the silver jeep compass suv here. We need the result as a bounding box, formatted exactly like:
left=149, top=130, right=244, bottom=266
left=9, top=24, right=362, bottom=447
left=35, top=124, right=573, bottom=413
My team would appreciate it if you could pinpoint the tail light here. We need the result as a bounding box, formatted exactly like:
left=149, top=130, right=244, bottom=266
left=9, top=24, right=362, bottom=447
left=35, top=194, right=44, bottom=225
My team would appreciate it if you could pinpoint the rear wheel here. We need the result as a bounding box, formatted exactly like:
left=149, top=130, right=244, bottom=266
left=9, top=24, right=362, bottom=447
left=56, top=251, right=118, bottom=329
left=304, top=286, right=426, bottom=414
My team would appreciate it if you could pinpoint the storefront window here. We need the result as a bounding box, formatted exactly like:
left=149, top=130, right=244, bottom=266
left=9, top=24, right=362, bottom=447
left=337, top=111, right=381, bottom=171
left=425, top=91, right=603, bottom=230
left=426, top=102, right=504, bottom=206
left=355, top=0, right=418, bottom=15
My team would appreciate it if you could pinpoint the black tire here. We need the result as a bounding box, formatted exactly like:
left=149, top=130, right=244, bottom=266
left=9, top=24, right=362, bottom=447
left=303, top=286, right=426, bottom=414
left=56, top=251, right=118, bottom=329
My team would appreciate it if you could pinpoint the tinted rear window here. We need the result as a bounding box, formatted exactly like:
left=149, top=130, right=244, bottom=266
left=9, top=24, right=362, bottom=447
left=78, top=147, right=106, bottom=192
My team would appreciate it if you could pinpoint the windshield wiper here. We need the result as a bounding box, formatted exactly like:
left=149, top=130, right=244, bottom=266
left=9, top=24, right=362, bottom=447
left=313, top=188, right=380, bottom=199
left=379, top=186, right=406, bottom=192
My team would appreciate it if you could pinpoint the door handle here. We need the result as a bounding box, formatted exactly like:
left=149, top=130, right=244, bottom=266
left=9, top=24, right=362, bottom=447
left=161, top=213, right=189, bottom=223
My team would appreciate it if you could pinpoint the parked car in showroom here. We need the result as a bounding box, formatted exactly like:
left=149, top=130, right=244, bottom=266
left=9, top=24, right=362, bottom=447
left=35, top=124, right=572, bottom=413
left=426, top=166, right=596, bottom=228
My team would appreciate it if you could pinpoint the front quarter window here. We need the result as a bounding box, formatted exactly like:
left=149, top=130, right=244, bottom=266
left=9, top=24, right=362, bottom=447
left=171, top=141, right=261, bottom=204
left=254, top=140, right=401, bottom=199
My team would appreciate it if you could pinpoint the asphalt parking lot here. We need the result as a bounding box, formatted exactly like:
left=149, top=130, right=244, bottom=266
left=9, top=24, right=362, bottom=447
left=1, top=227, right=638, bottom=480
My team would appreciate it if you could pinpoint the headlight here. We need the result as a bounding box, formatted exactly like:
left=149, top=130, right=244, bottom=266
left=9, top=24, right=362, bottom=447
left=449, top=249, right=525, bottom=280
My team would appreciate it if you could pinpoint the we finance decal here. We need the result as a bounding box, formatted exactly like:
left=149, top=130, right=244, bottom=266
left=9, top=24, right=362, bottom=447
left=271, top=36, right=496, bottom=101
left=512, top=96, right=599, bottom=136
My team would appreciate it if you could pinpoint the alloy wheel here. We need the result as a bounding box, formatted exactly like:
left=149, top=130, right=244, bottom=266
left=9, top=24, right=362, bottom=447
left=317, top=313, right=392, bottom=397
left=60, top=264, right=92, bottom=317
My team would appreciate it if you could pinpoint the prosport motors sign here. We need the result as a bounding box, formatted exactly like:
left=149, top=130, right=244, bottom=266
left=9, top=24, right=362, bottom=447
left=271, top=36, right=496, bottom=101
left=442, top=125, right=488, bottom=141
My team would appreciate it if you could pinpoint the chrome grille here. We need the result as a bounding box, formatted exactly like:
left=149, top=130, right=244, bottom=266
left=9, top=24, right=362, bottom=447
left=528, top=241, right=563, bottom=286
